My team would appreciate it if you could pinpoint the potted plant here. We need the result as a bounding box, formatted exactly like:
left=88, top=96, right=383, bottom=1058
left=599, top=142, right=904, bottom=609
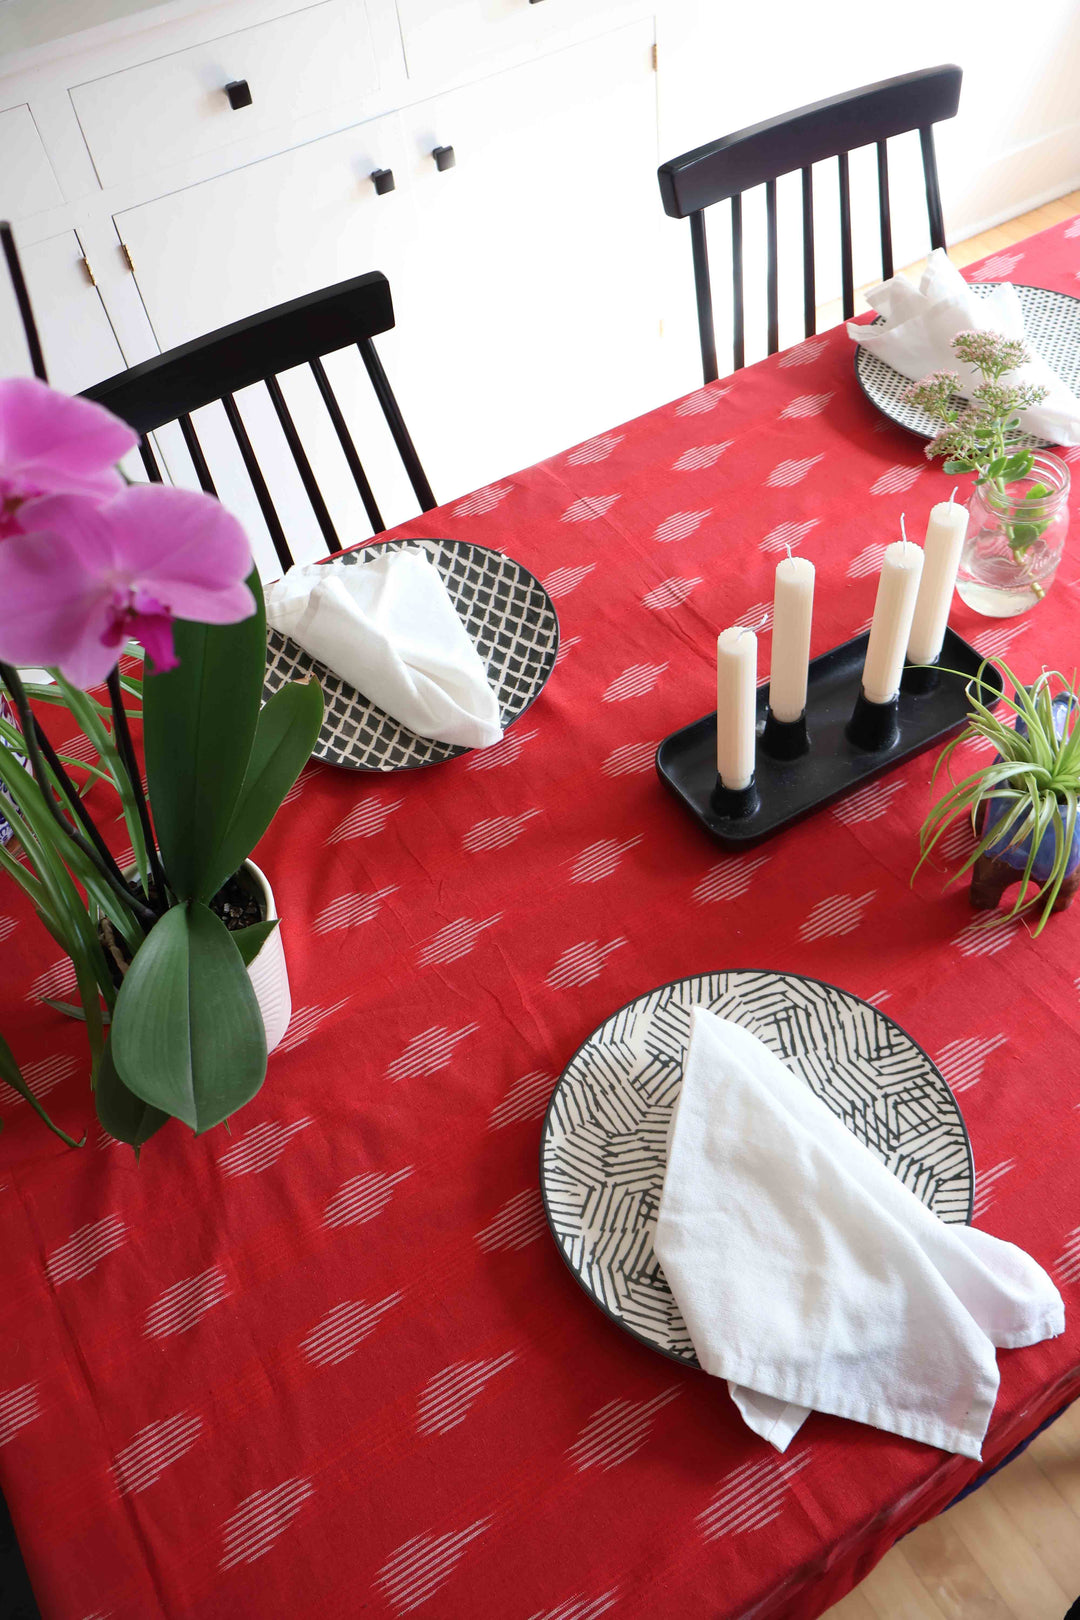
left=0, top=375, right=323, bottom=1150
left=916, top=661, right=1080, bottom=934
left=905, top=333, right=1068, bottom=617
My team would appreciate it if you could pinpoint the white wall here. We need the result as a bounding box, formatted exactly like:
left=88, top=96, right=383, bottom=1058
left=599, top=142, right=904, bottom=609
left=655, top=0, right=1080, bottom=371
left=0, top=0, right=171, bottom=56
left=659, top=0, right=1080, bottom=242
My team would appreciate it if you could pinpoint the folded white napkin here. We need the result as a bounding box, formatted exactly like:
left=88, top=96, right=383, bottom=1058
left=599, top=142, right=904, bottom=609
left=653, top=1008, right=1064, bottom=1459
left=848, top=248, right=1080, bottom=445
left=264, top=550, right=503, bottom=750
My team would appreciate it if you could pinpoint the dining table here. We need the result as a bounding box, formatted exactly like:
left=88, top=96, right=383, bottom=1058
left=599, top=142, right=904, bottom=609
left=2, top=212, right=1079, bottom=1620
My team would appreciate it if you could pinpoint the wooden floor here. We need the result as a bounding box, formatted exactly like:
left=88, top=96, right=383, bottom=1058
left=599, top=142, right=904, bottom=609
left=821, top=186, right=1080, bottom=1620
left=816, top=188, right=1080, bottom=329
left=824, top=1400, right=1080, bottom=1620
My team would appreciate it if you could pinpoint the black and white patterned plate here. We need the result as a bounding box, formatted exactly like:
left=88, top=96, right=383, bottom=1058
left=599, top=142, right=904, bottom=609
left=540, top=970, right=973, bottom=1366
left=263, top=537, right=559, bottom=771
left=854, top=283, right=1080, bottom=449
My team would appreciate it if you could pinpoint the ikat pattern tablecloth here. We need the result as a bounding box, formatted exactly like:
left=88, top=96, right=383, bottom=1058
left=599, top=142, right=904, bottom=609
left=1, top=217, right=1079, bottom=1620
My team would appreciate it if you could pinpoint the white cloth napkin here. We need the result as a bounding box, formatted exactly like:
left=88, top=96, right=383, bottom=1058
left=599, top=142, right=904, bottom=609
left=848, top=248, right=1080, bottom=445
left=264, top=549, right=503, bottom=750
left=653, top=1008, right=1064, bottom=1459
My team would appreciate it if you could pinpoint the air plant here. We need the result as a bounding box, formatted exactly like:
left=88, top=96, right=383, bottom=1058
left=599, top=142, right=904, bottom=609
left=916, top=661, right=1080, bottom=936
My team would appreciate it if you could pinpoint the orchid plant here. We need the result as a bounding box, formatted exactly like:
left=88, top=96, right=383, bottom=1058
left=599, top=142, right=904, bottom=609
left=904, top=332, right=1052, bottom=566
left=0, top=373, right=323, bottom=1150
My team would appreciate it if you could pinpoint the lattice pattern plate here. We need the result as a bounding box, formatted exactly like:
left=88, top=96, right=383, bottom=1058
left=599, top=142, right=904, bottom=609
left=264, top=538, right=559, bottom=771
left=540, top=970, right=973, bottom=1366
left=854, top=283, right=1080, bottom=449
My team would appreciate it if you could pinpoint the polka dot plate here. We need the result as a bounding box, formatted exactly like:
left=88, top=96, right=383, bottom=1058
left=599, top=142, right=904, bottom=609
left=854, top=283, right=1080, bottom=450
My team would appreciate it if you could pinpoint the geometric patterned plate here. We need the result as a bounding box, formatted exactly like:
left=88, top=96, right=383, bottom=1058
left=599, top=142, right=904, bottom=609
left=540, top=970, right=973, bottom=1368
left=854, top=283, right=1080, bottom=451
left=263, top=537, right=559, bottom=771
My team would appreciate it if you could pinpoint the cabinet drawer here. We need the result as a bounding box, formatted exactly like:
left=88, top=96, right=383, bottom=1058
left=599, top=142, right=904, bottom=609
left=396, top=0, right=620, bottom=81
left=0, top=104, right=64, bottom=217
left=70, top=0, right=379, bottom=189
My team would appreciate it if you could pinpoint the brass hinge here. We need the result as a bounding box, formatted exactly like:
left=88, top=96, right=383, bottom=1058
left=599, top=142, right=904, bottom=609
left=121, top=242, right=136, bottom=273
left=651, top=41, right=658, bottom=71
left=80, top=254, right=97, bottom=287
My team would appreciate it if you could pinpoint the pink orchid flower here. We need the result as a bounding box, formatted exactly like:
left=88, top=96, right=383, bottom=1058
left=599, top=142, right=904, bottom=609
left=0, top=485, right=255, bottom=687
left=0, top=377, right=137, bottom=536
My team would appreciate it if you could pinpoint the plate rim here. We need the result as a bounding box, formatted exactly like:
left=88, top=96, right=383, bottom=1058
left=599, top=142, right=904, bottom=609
left=538, top=966, right=975, bottom=1368
left=852, top=281, right=1080, bottom=447
left=265, top=535, right=560, bottom=774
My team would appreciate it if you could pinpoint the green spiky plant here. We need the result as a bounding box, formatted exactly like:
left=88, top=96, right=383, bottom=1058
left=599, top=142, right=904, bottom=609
left=916, top=661, right=1080, bottom=936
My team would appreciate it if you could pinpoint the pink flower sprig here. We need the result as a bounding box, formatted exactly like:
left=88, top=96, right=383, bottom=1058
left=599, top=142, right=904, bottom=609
left=951, top=330, right=1031, bottom=378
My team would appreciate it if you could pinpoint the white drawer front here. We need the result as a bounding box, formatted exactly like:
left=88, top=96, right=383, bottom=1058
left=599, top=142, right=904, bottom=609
left=70, top=0, right=380, bottom=189
left=0, top=105, right=64, bottom=217
left=396, top=0, right=620, bottom=81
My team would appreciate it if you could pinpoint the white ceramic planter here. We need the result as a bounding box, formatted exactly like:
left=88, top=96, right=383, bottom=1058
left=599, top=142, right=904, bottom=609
left=117, top=858, right=292, bottom=1053
left=236, top=859, right=292, bottom=1054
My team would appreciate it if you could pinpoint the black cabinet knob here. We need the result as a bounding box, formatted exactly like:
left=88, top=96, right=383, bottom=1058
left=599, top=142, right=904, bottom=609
left=371, top=168, right=395, bottom=195
left=224, top=80, right=252, bottom=110
left=432, top=145, right=456, bottom=172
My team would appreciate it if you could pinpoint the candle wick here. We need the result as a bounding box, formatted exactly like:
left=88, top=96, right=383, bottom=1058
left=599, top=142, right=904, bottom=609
left=785, top=541, right=793, bottom=560
left=900, top=512, right=908, bottom=546
left=950, top=486, right=959, bottom=506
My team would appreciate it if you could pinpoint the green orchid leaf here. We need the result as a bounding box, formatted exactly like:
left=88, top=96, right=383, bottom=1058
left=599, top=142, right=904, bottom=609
left=111, top=901, right=267, bottom=1133
left=94, top=1036, right=168, bottom=1153
left=0, top=1030, right=84, bottom=1147
left=43, top=997, right=112, bottom=1024
left=195, top=676, right=323, bottom=903
left=143, top=568, right=265, bottom=902
left=230, top=917, right=279, bottom=968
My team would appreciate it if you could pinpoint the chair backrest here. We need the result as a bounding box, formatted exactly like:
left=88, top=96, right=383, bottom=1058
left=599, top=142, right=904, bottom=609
left=657, top=65, right=963, bottom=382
left=82, top=271, right=436, bottom=573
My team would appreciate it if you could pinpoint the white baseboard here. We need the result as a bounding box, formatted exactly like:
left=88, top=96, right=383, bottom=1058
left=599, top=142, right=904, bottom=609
left=942, top=123, right=1080, bottom=246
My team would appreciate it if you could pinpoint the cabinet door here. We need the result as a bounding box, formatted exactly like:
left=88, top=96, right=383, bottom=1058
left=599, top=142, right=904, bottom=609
left=393, top=19, right=663, bottom=499
left=396, top=0, right=623, bottom=82
left=113, top=112, right=421, bottom=573
left=0, top=231, right=124, bottom=392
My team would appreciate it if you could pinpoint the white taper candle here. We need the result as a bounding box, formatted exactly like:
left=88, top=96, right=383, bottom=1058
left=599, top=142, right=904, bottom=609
left=716, top=627, right=757, bottom=789
left=861, top=540, right=925, bottom=705
left=769, top=556, right=815, bottom=722
left=907, top=497, right=968, bottom=665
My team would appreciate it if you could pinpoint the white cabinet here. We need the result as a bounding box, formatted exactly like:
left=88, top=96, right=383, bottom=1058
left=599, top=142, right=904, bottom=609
left=70, top=0, right=381, bottom=188
left=392, top=19, right=662, bottom=496
left=0, top=105, right=64, bottom=216
left=109, top=20, right=660, bottom=570
left=396, top=0, right=626, bottom=82
left=113, top=112, right=408, bottom=349
left=0, top=232, right=124, bottom=392
left=113, top=111, right=417, bottom=573
left=0, top=0, right=666, bottom=574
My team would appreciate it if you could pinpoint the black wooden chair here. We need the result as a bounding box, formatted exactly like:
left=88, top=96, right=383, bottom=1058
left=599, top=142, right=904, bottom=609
left=657, top=65, right=963, bottom=383
left=82, top=271, right=436, bottom=574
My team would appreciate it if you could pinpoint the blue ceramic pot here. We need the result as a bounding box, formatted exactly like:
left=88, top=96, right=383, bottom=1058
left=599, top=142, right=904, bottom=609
left=982, top=693, right=1080, bottom=883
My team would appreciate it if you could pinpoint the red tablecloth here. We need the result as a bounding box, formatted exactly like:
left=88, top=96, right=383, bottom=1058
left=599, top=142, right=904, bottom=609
left=3, top=217, right=1080, bottom=1620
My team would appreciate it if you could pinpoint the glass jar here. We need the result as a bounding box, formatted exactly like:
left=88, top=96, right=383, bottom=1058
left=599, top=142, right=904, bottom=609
left=955, top=452, right=1070, bottom=618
